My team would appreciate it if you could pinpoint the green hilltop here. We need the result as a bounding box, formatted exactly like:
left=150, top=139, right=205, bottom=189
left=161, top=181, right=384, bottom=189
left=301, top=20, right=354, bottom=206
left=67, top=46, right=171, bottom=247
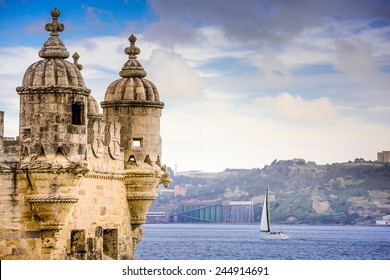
left=156, top=159, right=390, bottom=225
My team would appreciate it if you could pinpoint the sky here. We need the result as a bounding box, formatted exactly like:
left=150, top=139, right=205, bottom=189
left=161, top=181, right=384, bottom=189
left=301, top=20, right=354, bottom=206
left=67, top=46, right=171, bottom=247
left=0, top=0, right=389, bottom=172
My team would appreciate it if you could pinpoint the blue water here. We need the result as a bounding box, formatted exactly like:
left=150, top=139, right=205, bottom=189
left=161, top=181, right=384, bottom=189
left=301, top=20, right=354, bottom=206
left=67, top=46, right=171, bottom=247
left=135, top=224, right=390, bottom=260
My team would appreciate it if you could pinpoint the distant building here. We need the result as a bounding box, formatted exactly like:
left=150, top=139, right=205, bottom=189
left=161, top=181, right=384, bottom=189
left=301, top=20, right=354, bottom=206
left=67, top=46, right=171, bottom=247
left=377, top=151, right=390, bottom=163
left=376, top=215, right=390, bottom=226
left=146, top=212, right=167, bottom=223
left=175, top=200, right=255, bottom=223
left=174, top=185, right=188, bottom=196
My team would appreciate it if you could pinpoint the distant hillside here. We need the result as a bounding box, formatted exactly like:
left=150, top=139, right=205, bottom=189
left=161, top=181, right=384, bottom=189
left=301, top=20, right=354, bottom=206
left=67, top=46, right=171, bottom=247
left=155, top=159, right=390, bottom=225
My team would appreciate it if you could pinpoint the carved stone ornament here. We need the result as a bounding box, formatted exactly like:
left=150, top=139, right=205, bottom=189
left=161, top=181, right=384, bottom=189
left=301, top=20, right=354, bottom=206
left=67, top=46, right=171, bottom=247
left=108, top=122, right=121, bottom=159
left=119, top=34, right=147, bottom=78
left=27, top=194, right=78, bottom=230
left=92, top=120, right=105, bottom=158
left=72, top=52, right=83, bottom=70
left=38, top=7, right=69, bottom=59
left=127, top=192, right=157, bottom=225
left=132, top=225, right=144, bottom=249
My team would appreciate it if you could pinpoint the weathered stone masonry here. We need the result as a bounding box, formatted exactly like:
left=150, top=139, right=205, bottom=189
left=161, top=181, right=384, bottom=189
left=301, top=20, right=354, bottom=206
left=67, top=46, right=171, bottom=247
left=0, top=8, right=170, bottom=260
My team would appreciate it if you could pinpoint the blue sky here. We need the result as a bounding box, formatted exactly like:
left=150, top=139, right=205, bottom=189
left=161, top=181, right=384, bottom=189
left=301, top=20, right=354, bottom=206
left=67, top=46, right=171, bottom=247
left=1, top=0, right=390, bottom=172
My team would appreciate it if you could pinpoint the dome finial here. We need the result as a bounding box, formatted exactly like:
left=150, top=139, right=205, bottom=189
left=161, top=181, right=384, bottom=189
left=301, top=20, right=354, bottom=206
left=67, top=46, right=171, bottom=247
left=124, top=34, right=141, bottom=58
left=72, top=52, right=83, bottom=70
left=38, top=8, right=69, bottom=59
left=119, top=34, right=146, bottom=78
left=45, top=7, right=65, bottom=36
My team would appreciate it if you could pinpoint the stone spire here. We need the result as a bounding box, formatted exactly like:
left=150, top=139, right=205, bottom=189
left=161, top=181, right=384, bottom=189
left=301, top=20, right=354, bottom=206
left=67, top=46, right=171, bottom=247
left=38, top=8, right=70, bottom=59
left=119, top=34, right=147, bottom=78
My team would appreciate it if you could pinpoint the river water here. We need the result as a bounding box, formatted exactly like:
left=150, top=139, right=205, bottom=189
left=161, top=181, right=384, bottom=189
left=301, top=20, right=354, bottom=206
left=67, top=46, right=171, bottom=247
left=135, top=224, right=390, bottom=260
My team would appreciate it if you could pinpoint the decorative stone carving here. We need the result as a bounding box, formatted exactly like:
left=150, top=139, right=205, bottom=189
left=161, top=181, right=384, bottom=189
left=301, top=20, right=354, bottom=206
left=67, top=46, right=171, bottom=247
left=45, top=8, right=64, bottom=35
left=109, top=122, right=121, bottom=159
left=27, top=194, right=78, bottom=230
left=92, top=120, right=105, bottom=158
left=120, top=34, right=147, bottom=78
left=72, top=52, right=83, bottom=70
left=160, top=164, right=171, bottom=187
left=131, top=225, right=144, bottom=253
left=127, top=192, right=157, bottom=225
left=124, top=169, right=160, bottom=227
left=39, top=8, right=69, bottom=59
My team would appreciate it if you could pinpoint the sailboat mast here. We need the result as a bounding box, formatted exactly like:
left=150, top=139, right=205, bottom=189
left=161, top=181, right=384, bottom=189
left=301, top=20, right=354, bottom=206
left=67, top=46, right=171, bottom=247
left=260, top=186, right=270, bottom=232
left=266, top=185, right=271, bottom=232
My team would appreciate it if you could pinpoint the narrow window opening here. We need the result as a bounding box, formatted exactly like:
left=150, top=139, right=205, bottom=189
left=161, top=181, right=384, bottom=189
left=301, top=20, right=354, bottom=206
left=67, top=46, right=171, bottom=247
left=23, top=128, right=31, bottom=139
left=72, top=102, right=85, bottom=125
left=132, top=138, right=142, bottom=148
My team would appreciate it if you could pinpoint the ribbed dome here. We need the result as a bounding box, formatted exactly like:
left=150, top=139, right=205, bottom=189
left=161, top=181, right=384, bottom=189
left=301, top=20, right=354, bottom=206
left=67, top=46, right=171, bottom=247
left=104, top=77, right=160, bottom=102
left=102, top=34, right=163, bottom=108
left=17, top=8, right=89, bottom=92
left=22, top=59, right=86, bottom=88
left=87, top=95, right=101, bottom=116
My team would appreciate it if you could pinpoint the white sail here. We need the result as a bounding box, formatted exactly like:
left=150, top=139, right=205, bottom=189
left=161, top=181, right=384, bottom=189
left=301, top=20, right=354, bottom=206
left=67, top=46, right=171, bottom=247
left=260, top=188, right=270, bottom=232
left=260, top=186, right=289, bottom=239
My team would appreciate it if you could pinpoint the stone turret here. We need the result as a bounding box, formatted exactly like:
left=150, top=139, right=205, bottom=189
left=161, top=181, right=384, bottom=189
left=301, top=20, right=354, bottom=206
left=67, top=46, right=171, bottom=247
left=101, top=34, right=164, bottom=169
left=101, top=35, right=170, bottom=232
left=16, top=8, right=90, bottom=165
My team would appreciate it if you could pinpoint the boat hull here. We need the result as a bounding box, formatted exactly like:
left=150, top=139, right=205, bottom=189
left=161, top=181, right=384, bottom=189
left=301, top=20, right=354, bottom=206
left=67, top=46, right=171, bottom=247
left=261, top=232, right=289, bottom=240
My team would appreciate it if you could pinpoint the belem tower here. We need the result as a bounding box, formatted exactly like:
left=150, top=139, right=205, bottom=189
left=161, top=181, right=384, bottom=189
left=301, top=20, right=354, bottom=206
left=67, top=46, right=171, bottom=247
left=0, top=8, right=170, bottom=260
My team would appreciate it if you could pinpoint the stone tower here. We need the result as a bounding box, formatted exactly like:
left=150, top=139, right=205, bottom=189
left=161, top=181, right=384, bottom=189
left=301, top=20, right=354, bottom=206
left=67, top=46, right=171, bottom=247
left=0, top=8, right=170, bottom=260
left=101, top=34, right=168, bottom=229
left=17, top=8, right=90, bottom=164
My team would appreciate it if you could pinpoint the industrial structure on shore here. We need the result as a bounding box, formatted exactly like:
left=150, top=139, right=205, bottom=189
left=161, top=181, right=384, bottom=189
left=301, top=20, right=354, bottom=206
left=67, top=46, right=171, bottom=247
left=147, top=200, right=255, bottom=223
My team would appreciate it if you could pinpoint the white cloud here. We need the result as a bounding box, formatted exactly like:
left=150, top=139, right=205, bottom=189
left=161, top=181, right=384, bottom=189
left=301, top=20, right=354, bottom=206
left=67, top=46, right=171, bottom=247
left=0, top=47, right=38, bottom=75
left=161, top=93, right=390, bottom=172
left=67, top=36, right=125, bottom=73
left=145, top=49, right=204, bottom=102
left=247, top=92, right=337, bottom=123
left=0, top=47, right=36, bottom=135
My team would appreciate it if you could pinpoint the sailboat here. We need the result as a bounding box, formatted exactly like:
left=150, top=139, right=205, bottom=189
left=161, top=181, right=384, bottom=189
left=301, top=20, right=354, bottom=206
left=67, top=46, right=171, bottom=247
left=260, top=185, right=289, bottom=240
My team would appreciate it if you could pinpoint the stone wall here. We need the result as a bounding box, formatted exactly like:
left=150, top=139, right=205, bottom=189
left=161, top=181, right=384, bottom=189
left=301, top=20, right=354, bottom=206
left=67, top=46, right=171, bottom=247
left=0, top=135, right=166, bottom=260
left=0, top=169, right=135, bottom=260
